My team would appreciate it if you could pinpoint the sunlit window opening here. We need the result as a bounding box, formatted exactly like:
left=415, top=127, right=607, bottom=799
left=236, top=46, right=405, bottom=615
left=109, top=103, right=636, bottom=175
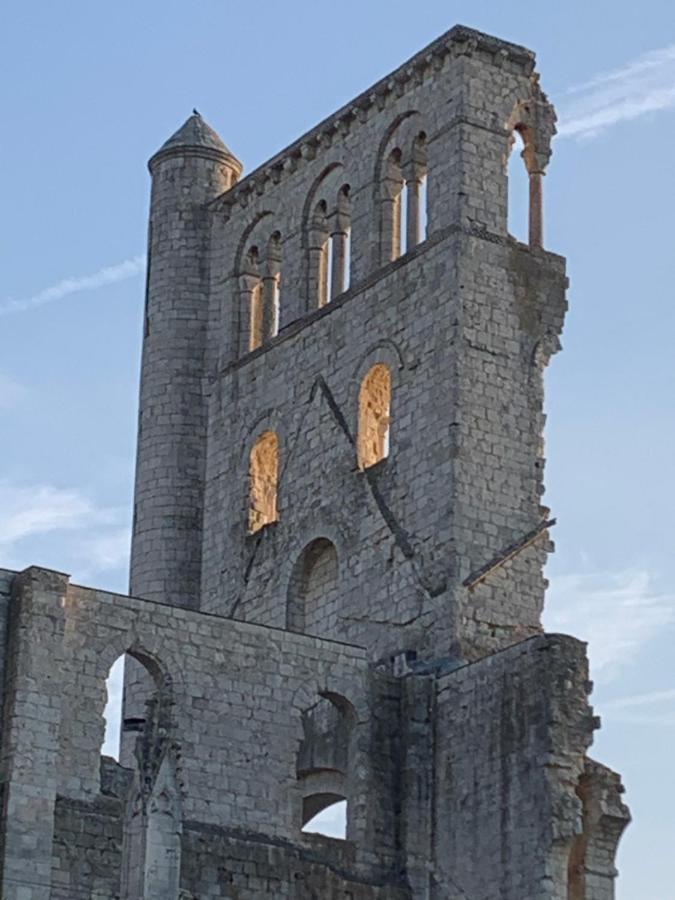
left=357, top=364, right=391, bottom=469
left=248, top=430, right=279, bottom=533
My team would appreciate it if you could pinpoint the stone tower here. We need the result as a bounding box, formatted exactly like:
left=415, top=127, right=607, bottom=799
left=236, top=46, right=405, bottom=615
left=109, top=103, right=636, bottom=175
left=0, top=25, right=629, bottom=899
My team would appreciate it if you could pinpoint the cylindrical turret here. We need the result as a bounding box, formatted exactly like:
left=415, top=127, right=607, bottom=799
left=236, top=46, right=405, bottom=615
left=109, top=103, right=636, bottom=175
left=122, top=114, right=240, bottom=765
left=129, top=112, right=241, bottom=609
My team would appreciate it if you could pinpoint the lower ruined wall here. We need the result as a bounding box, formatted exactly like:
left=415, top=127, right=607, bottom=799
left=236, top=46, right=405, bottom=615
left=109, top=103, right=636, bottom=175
left=179, top=826, right=408, bottom=899
left=51, top=795, right=124, bottom=899
left=0, top=568, right=628, bottom=898
left=50, top=804, right=408, bottom=900
left=431, top=634, right=596, bottom=900
left=0, top=567, right=403, bottom=899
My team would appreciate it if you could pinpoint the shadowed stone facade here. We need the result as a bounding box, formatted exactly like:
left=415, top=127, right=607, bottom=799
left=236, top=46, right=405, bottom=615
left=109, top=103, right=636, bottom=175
left=0, top=25, right=629, bottom=899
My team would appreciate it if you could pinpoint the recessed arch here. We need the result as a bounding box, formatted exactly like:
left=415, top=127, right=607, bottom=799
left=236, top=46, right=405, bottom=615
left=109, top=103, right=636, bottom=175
left=111, top=642, right=175, bottom=768
left=287, top=537, right=339, bottom=636
left=302, top=162, right=353, bottom=309
left=233, top=211, right=284, bottom=353
left=297, top=692, right=356, bottom=840
left=374, top=110, right=427, bottom=263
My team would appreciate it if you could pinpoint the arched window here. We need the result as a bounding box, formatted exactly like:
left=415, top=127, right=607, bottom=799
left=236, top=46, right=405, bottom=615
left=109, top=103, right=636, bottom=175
left=309, top=200, right=330, bottom=308
left=403, top=131, right=427, bottom=251
left=287, top=538, right=339, bottom=636
left=243, top=246, right=263, bottom=352
left=507, top=129, right=530, bottom=245
left=382, top=148, right=404, bottom=262
left=505, top=97, right=557, bottom=250
left=116, top=649, right=181, bottom=900
left=357, top=364, right=391, bottom=469
left=329, top=185, right=351, bottom=299
left=304, top=166, right=353, bottom=310
left=263, top=231, right=282, bottom=338
left=101, top=655, right=126, bottom=760
left=297, top=694, right=355, bottom=840
left=248, top=430, right=279, bottom=533
left=241, top=230, right=283, bottom=352
left=379, top=117, right=429, bottom=263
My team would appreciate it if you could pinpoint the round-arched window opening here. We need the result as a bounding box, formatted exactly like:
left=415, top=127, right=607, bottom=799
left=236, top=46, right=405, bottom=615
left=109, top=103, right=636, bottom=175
left=507, top=129, right=530, bottom=244
left=101, top=655, right=126, bottom=760
left=357, top=363, right=391, bottom=469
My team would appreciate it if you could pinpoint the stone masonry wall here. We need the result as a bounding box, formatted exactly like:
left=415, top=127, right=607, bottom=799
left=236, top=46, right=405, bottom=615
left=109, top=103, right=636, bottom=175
left=0, top=567, right=402, bottom=898
left=0, top=568, right=629, bottom=898
left=193, top=27, right=566, bottom=663
left=431, top=634, right=596, bottom=900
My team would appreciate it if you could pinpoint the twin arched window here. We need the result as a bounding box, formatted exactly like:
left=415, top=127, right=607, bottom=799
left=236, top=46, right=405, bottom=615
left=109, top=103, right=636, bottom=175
left=246, top=363, right=391, bottom=533
left=382, top=131, right=428, bottom=263
left=242, top=231, right=282, bottom=352
left=309, top=184, right=352, bottom=308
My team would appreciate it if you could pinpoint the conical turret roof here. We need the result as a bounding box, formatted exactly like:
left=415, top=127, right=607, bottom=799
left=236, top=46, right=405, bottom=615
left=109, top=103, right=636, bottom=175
left=149, top=111, right=241, bottom=171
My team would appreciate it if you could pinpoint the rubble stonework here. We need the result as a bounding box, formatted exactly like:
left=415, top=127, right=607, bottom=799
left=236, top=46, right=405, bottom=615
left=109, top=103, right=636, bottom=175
left=0, top=24, right=629, bottom=899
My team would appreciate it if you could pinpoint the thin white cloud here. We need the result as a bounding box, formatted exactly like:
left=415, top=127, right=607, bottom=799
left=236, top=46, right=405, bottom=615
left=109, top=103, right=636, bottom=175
left=557, top=44, right=675, bottom=140
left=0, top=481, right=95, bottom=547
left=603, top=687, right=675, bottom=710
left=0, top=480, right=130, bottom=580
left=77, top=527, right=131, bottom=581
left=543, top=569, right=675, bottom=682
left=600, top=687, right=675, bottom=727
left=0, top=373, right=28, bottom=410
left=0, top=255, right=146, bottom=317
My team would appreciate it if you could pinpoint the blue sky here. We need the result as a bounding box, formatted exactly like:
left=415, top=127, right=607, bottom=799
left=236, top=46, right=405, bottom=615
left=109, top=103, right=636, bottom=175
left=1, top=2, right=674, bottom=896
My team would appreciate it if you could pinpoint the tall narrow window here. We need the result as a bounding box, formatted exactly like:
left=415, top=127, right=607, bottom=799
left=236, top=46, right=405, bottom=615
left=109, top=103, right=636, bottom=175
left=382, top=149, right=404, bottom=263
left=263, top=231, right=282, bottom=339
left=101, top=655, right=126, bottom=760
left=309, top=200, right=330, bottom=308
left=399, top=181, right=409, bottom=254
left=329, top=185, right=351, bottom=299
left=248, top=430, right=279, bottom=533
left=357, top=364, right=391, bottom=469
left=404, top=131, right=427, bottom=252
left=243, top=245, right=263, bottom=352
left=507, top=129, right=529, bottom=245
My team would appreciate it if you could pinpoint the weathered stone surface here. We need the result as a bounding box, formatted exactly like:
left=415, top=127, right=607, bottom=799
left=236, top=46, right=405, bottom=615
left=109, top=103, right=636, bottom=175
left=0, top=23, right=629, bottom=900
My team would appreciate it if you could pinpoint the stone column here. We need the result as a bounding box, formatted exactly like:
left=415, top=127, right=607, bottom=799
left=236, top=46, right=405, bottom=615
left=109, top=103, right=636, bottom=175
left=405, top=178, right=422, bottom=251
left=262, top=276, right=279, bottom=340
left=529, top=171, right=544, bottom=249
left=330, top=231, right=348, bottom=299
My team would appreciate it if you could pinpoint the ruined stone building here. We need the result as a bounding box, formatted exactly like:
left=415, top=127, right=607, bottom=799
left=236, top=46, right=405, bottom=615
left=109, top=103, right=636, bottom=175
left=0, top=24, right=630, bottom=900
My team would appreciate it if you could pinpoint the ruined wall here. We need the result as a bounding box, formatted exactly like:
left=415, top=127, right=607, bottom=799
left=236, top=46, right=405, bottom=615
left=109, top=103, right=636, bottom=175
left=0, top=24, right=630, bottom=900
left=431, top=634, right=597, bottom=900
left=0, top=568, right=629, bottom=898
left=0, top=567, right=402, bottom=898
left=194, top=26, right=566, bottom=663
